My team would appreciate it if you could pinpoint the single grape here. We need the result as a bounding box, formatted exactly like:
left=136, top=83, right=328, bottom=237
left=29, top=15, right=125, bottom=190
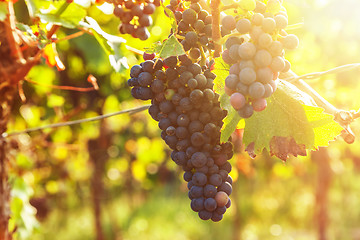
left=191, top=198, right=205, bottom=212
left=251, top=12, right=264, bottom=26
left=185, top=31, right=198, bottom=46
left=248, top=82, right=265, bottom=99
left=236, top=82, right=248, bottom=95
left=238, top=42, right=256, bottom=60
left=198, top=210, right=212, bottom=220
left=254, top=49, right=272, bottom=67
left=230, top=92, right=246, bottom=110
left=282, top=59, right=291, bottom=72
left=192, top=172, right=208, bottom=186
left=189, top=48, right=201, bottom=59
left=268, top=41, right=283, bottom=57
left=182, top=8, right=197, bottom=25
left=252, top=98, right=267, bottom=111
left=239, top=67, right=257, bottom=85
left=282, top=34, right=299, bottom=50
left=236, top=18, right=251, bottom=34
left=204, top=198, right=217, bottom=211
left=191, top=152, right=208, bottom=168
left=225, top=74, right=239, bottom=89
left=258, top=33, right=273, bottom=48
left=222, top=15, right=236, bottom=31
left=238, top=103, right=254, bottom=118
left=256, top=67, right=273, bottom=84
left=263, top=83, right=274, bottom=98
left=204, top=184, right=217, bottom=198
left=274, top=14, right=288, bottom=29
left=215, top=191, right=229, bottom=207
left=218, top=182, right=232, bottom=195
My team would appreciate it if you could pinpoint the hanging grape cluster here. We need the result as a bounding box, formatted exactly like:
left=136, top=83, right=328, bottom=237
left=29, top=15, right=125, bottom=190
left=127, top=54, right=233, bottom=221
left=106, top=0, right=161, bottom=40
left=166, top=0, right=215, bottom=61
left=221, top=0, right=299, bottom=118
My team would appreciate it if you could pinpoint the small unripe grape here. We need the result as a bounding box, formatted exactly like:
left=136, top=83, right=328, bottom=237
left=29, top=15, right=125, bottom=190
left=274, top=14, right=288, bottom=29
left=236, top=18, right=251, bottom=34
left=252, top=98, right=267, bottom=112
left=263, top=83, right=274, bottom=98
left=256, top=67, right=273, bottom=84
left=258, top=33, right=273, bottom=48
left=270, top=56, right=285, bottom=72
left=254, top=50, right=272, bottom=67
left=225, top=74, right=239, bottom=89
left=222, top=15, right=236, bottom=31
left=239, top=67, right=257, bottom=85
left=268, top=41, right=283, bottom=56
left=248, top=82, right=265, bottom=99
left=230, top=92, right=246, bottom=110
left=251, top=13, right=264, bottom=26
left=282, top=34, right=299, bottom=50
left=249, top=26, right=263, bottom=41
left=262, top=17, right=276, bottom=33
left=282, top=59, right=291, bottom=72
left=238, top=42, right=256, bottom=60
left=182, top=8, right=197, bottom=25
left=238, top=104, right=254, bottom=118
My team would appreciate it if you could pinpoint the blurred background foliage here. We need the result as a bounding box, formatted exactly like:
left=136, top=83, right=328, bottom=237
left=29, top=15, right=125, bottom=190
left=5, top=0, right=360, bottom=239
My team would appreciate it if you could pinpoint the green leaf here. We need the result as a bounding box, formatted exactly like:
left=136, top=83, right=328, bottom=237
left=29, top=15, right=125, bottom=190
left=221, top=107, right=242, bottom=143
left=85, top=17, right=128, bottom=72
left=0, top=2, right=8, bottom=21
left=213, top=57, right=229, bottom=98
left=158, top=35, right=185, bottom=59
left=243, top=80, right=342, bottom=154
left=37, top=2, right=86, bottom=28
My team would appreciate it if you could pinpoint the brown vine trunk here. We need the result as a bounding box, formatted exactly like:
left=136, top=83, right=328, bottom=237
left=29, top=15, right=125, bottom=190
left=0, top=2, right=40, bottom=238
left=312, top=148, right=332, bottom=240
left=88, top=121, right=110, bottom=240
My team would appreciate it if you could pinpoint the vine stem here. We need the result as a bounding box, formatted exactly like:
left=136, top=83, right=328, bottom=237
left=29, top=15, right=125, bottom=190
left=210, top=0, right=222, bottom=58
left=280, top=70, right=357, bottom=143
left=1, top=105, right=151, bottom=138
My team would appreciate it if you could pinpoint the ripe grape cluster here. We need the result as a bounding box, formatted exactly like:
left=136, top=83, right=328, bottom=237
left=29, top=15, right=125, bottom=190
left=128, top=54, right=233, bottom=221
left=107, top=0, right=161, bottom=40
left=221, top=0, right=299, bottom=118
left=168, top=0, right=214, bottom=60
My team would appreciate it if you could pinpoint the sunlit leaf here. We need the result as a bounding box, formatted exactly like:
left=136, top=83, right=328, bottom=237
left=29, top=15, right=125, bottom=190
left=37, top=3, right=86, bottom=29
left=0, top=2, right=8, bottom=21
left=243, top=80, right=343, bottom=158
left=158, top=35, right=185, bottom=59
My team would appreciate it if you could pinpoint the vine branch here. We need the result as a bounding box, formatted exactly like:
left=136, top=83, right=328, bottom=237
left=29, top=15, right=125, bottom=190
left=283, top=63, right=360, bottom=82
left=280, top=70, right=358, bottom=144
left=1, top=105, right=150, bottom=138
left=210, top=0, right=222, bottom=58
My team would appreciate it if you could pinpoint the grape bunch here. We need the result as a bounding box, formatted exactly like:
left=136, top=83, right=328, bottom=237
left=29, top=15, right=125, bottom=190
left=168, top=1, right=214, bottom=60
left=106, top=0, right=161, bottom=40
left=127, top=54, right=233, bottom=222
left=221, top=0, right=299, bottom=118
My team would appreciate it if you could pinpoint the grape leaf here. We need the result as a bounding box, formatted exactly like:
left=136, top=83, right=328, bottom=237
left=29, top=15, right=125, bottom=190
left=85, top=17, right=128, bottom=72
left=221, top=107, right=242, bottom=143
left=213, top=57, right=229, bottom=98
left=0, top=2, right=8, bottom=21
left=37, top=2, right=86, bottom=29
left=158, top=35, right=185, bottom=59
left=243, top=80, right=343, bottom=156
